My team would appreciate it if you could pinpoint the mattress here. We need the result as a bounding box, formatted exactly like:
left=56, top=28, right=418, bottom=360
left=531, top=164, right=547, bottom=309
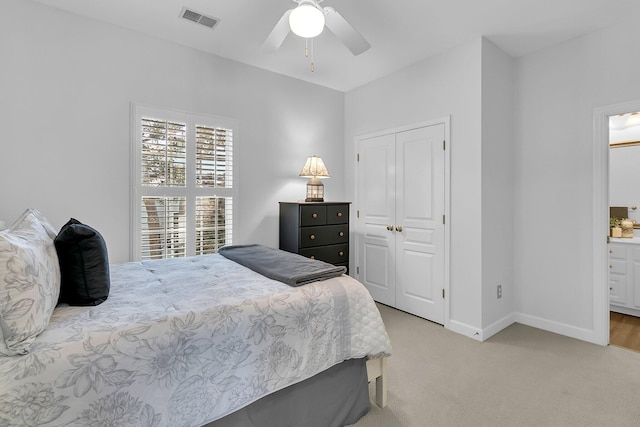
left=0, top=254, right=391, bottom=427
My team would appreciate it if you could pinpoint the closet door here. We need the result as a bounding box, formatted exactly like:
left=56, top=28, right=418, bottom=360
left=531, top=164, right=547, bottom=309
left=357, top=123, right=446, bottom=325
left=394, top=124, right=445, bottom=323
left=358, top=133, right=396, bottom=306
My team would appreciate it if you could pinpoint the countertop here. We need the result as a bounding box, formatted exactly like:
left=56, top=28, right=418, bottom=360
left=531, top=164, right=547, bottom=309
left=611, top=236, right=640, bottom=245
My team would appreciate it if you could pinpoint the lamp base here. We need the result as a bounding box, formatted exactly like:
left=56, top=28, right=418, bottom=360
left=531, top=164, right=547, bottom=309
left=305, top=178, right=324, bottom=202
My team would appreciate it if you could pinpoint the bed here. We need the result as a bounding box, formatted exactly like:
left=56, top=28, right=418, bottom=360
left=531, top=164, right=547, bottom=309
left=0, top=244, right=391, bottom=426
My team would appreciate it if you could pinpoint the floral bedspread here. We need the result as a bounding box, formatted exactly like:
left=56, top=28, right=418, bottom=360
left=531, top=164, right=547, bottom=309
left=0, top=254, right=391, bottom=427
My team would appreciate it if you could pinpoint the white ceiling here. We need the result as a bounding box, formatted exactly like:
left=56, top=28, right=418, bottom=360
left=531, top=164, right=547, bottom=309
left=30, top=0, right=640, bottom=92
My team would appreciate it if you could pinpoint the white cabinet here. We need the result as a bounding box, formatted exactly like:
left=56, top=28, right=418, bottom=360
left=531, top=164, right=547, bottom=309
left=609, top=240, right=640, bottom=315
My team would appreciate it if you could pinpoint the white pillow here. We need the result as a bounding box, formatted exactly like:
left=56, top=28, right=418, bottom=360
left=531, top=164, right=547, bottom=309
left=0, top=209, right=60, bottom=355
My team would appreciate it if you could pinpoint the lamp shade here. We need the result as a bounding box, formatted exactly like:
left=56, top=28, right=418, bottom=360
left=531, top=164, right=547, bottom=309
left=289, top=1, right=325, bottom=38
left=299, top=156, right=330, bottom=178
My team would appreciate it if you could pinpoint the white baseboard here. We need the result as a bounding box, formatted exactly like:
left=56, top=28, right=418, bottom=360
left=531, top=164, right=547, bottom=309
left=482, top=313, right=517, bottom=341
left=447, top=312, right=600, bottom=345
left=515, top=312, right=600, bottom=345
left=447, top=320, right=483, bottom=341
left=448, top=314, right=516, bottom=342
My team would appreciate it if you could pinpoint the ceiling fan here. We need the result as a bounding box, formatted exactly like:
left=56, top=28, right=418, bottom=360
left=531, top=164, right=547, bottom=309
left=263, top=0, right=371, bottom=56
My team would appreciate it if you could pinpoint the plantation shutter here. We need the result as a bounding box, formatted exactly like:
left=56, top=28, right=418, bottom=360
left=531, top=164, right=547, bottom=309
left=141, top=197, right=186, bottom=259
left=141, top=118, right=186, bottom=187
left=196, top=125, right=233, bottom=188
left=133, top=106, right=236, bottom=261
left=195, top=197, right=232, bottom=255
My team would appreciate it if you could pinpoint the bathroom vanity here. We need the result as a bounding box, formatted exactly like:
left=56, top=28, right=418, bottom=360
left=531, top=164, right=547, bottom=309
left=609, top=237, right=640, bottom=316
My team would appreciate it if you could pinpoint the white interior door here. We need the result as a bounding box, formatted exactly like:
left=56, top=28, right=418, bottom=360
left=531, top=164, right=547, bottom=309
left=357, top=133, right=396, bottom=306
left=357, top=122, right=446, bottom=324
left=394, top=124, right=445, bottom=323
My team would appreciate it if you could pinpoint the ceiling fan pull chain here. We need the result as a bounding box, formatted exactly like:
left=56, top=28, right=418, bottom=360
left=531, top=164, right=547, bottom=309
left=305, top=38, right=309, bottom=57
left=311, top=38, right=315, bottom=72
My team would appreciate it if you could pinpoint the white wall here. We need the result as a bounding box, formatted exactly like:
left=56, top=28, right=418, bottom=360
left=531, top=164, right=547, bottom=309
left=345, top=39, right=485, bottom=337
left=513, top=20, right=640, bottom=342
left=0, top=0, right=344, bottom=263
left=480, top=39, right=515, bottom=331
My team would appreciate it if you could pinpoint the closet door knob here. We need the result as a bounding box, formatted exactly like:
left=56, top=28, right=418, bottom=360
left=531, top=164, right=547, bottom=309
left=386, top=225, right=393, bottom=231
left=396, top=226, right=403, bottom=232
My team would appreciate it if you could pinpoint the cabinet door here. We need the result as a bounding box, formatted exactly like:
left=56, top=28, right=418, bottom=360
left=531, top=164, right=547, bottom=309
left=609, top=274, right=627, bottom=305
left=633, top=247, right=640, bottom=308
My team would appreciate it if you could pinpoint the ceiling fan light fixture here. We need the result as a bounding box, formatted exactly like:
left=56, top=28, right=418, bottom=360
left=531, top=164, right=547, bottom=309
left=289, top=2, right=325, bottom=38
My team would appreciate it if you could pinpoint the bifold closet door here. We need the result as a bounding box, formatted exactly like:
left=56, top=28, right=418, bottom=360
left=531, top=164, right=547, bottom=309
left=357, top=123, right=445, bottom=324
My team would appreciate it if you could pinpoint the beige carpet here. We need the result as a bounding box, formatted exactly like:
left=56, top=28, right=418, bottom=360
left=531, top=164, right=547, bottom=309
left=352, top=304, right=640, bottom=427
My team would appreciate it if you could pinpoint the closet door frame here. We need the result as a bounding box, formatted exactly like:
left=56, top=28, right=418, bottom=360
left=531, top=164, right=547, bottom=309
left=353, top=117, right=451, bottom=329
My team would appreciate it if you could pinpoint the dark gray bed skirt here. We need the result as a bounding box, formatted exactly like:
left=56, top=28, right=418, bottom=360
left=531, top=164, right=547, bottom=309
left=204, top=358, right=371, bottom=427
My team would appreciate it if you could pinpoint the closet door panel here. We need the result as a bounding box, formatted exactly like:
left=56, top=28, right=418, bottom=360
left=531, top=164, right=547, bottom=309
left=394, top=124, right=445, bottom=323
left=358, top=134, right=396, bottom=306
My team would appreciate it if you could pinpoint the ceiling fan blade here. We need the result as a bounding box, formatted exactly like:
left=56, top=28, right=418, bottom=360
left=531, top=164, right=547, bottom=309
left=323, top=7, right=370, bottom=55
left=263, top=9, right=293, bottom=52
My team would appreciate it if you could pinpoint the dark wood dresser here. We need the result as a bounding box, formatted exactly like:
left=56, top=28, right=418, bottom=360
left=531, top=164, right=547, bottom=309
left=279, top=202, right=350, bottom=271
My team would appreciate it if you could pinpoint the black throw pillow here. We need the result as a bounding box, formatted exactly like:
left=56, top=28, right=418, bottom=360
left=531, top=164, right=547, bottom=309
left=54, top=218, right=110, bottom=306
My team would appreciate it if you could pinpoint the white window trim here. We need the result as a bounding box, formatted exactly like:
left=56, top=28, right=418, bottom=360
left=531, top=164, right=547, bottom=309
left=130, top=103, right=238, bottom=261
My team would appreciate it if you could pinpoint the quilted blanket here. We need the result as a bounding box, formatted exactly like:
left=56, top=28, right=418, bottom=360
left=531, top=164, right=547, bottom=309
left=0, top=254, right=391, bottom=427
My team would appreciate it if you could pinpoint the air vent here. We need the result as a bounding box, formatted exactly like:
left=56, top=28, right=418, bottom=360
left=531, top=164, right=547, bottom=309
left=179, top=7, right=219, bottom=29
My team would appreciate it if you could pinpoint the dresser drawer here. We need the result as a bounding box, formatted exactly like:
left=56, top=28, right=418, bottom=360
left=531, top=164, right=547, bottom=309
left=326, top=204, right=348, bottom=224
left=610, top=259, right=627, bottom=275
left=300, top=205, right=327, bottom=226
left=300, top=244, right=348, bottom=265
left=609, top=244, right=626, bottom=259
left=299, top=225, right=349, bottom=248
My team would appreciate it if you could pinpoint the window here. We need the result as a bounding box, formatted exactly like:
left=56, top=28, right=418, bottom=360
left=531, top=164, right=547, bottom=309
left=132, top=105, right=236, bottom=260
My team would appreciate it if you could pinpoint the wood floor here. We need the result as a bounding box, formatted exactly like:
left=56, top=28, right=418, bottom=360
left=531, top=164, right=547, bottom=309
left=610, top=312, right=640, bottom=352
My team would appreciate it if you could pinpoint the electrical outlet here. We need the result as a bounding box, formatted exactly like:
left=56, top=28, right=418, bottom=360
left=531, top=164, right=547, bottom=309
left=497, top=284, right=502, bottom=299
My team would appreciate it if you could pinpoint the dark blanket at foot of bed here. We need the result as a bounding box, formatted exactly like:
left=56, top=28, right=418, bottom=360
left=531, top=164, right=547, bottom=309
left=204, top=358, right=370, bottom=427
left=218, top=244, right=346, bottom=287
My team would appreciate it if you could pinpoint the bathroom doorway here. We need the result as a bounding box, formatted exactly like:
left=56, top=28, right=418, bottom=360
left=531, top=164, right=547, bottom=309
left=593, top=100, right=640, bottom=347
left=608, top=112, right=640, bottom=351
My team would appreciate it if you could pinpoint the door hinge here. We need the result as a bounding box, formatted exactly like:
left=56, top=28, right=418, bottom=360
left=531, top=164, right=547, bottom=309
left=443, top=215, right=445, bottom=225
left=357, top=210, right=360, bottom=218
left=607, top=235, right=610, bottom=244
left=443, top=140, right=446, bottom=150
left=356, top=266, right=360, bottom=274
left=357, top=153, right=360, bottom=162
left=442, top=288, right=445, bottom=299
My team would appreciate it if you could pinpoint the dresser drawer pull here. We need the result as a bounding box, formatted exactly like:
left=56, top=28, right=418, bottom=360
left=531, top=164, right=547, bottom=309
left=309, top=234, right=316, bottom=240
left=339, top=231, right=344, bottom=237
left=339, top=251, right=344, bottom=257
left=312, top=213, right=318, bottom=219
left=337, top=212, right=343, bottom=217
left=310, top=255, right=315, bottom=260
